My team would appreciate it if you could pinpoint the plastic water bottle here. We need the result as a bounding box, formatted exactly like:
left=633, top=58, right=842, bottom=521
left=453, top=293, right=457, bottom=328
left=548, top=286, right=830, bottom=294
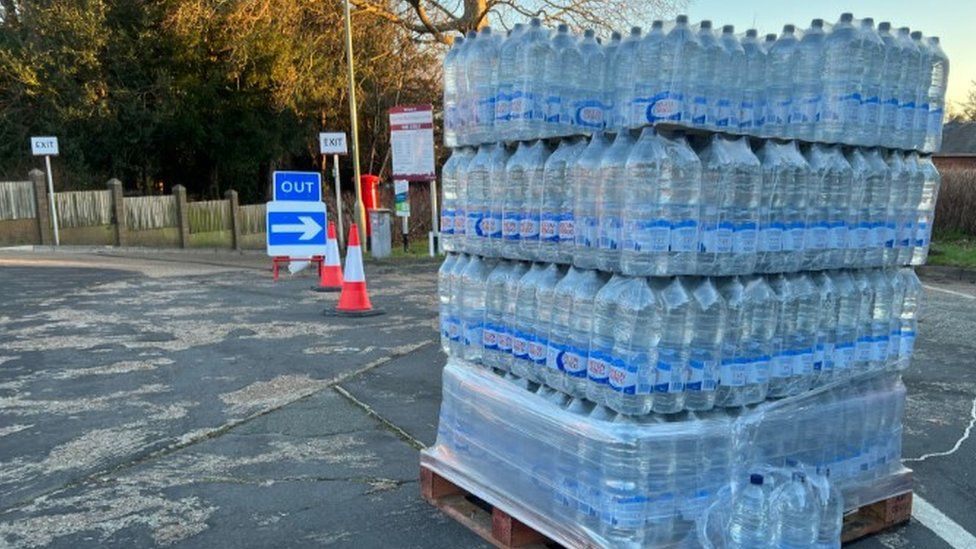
left=485, top=142, right=511, bottom=256
left=467, top=26, right=499, bottom=145
left=631, top=20, right=664, bottom=128
left=519, top=140, right=552, bottom=260
left=877, top=22, right=902, bottom=148
left=812, top=271, right=838, bottom=386
left=900, top=153, right=925, bottom=265
left=923, top=37, right=949, bottom=152
left=897, top=268, right=921, bottom=368
left=464, top=145, right=491, bottom=255
left=596, top=130, right=635, bottom=272
left=649, top=15, right=697, bottom=124
left=461, top=255, right=497, bottom=364
left=912, top=155, right=941, bottom=264
left=565, top=269, right=609, bottom=398
left=694, top=21, right=720, bottom=130
left=820, top=13, right=859, bottom=144
left=894, top=27, right=920, bottom=150
left=728, top=473, right=772, bottom=548
left=649, top=277, right=692, bottom=413
left=441, top=148, right=470, bottom=252
left=739, top=29, right=767, bottom=133
left=888, top=269, right=907, bottom=369
left=884, top=150, right=908, bottom=266
left=858, top=18, right=884, bottom=146
left=499, top=261, right=529, bottom=372
left=716, top=276, right=747, bottom=406
left=495, top=23, right=525, bottom=140
left=602, top=31, right=623, bottom=128
left=511, top=19, right=551, bottom=141
left=697, top=134, right=761, bottom=276
left=757, top=140, right=809, bottom=273
left=447, top=254, right=470, bottom=356
left=682, top=20, right=708, bottom=127
left=544, top=24, right=577, bottom=137
left=830, top=270, right=859, bottom=380
left=911, top=31, right=931, bottom=151
left=772, top=472, right=820, bottom=548
left=483, top=261, right=510, bottom=369
left=742, top=275, right=776, bottom=404
left=868, top=148, right=892, bottom=267
left=606, top=276, right=656, bottom=415
left=716, top=25, right=744, bottom=131
left=587, top=274, right=628, bottom=406
left=686, top=277, right=725, bottom=411
left=765, top=25, right=799, bottom=138
left=512, top=263, right=545, bottom=379
left=610, top=27, right=642, bottom=131
left=803, top=144, right=844, bottom=271
left=546, top=267, right=584, bottom=391
left=792, top=19, right=825, bottom=141
left=851, top=270, right=874, bottom=376
left=812, top=468, right=844, bottom=549
left=443, top=37, right=465, bottom=147
left=620, top=127, right=666, bottom=276
left=502, top=141, right=530, bottom=258
left=571, top=132, right=609, bottom=269
left=572, top=29, right=609, bottom=132
left=867, top=269, right=893, bottom=371
left=533, top=264, right=567, bottom=381
left=455, top=31, right=478, bottom=144
left=791, top=273, right=820, bottom=393
left=540, top=138, right=585, bottom=264
left=455, top=147, right=476, bottom=249
left=767, top=274, right=796, bottom=398
left=438, top=254, right=458, bottom=354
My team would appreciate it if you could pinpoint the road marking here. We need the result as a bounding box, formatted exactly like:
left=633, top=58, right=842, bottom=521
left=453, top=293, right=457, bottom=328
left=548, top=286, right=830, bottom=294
left=912, top=495, right=976, bottom=549
left=905, top=394, right=976, bottom=463
left=922, top=284, right=976, bottom=300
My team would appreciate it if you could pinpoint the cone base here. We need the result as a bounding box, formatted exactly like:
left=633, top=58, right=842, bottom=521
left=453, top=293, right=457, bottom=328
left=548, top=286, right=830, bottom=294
left=310, top=286, right=342, bottom=293
left=324, top=308, right=385, bottom=318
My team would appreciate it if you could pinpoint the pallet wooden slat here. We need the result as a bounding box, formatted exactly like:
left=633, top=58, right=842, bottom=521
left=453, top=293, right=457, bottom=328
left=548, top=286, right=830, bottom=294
left=422, top=465, right=911, bottom=547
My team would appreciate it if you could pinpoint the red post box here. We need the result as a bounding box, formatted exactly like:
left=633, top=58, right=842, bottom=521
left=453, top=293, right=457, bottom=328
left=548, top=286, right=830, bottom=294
left=360, top=174, right=380, bottom=236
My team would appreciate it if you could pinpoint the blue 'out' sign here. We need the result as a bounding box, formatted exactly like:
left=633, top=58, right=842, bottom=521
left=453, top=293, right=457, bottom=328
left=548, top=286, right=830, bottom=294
left=266, top=201, right=328, bottom=257
left=273, top=171, right=321, bottom=202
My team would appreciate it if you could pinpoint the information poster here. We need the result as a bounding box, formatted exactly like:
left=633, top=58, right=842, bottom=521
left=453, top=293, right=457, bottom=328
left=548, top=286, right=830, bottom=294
left=389, top=105, right=435, bottom=181
left=394, top=180, right=410, bottom=217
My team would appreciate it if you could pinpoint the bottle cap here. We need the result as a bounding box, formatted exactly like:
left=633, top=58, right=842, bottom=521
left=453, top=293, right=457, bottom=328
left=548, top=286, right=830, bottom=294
left=480, top=26, right=492, bottom=35
left=558, top=23, right=569, bottom=33
left=676, top=15, right=689, bottom=24
left=765, top=33, right=776, bottom=42
left=879, top=22, right=891, bottom=32
left=630, top=26, right=642, bottom=35
left=700, top=20, right=712, bottom=30
left=652, top=20, right=664, bottom=29
left=911, top=31, right=923, bottom=39
left=455, top=36, right=465, bottom=44
left=746, top=29, right=758, bottom=38
left=750, top=473, right=764, bottom=485
left=584, top=28, right=595, bottom=38
left=812, top=18, right=824, bottom=28
left=862, top=17, right=875, bottom=27
left=723, top=25, right=734, bottom=34
left=611, top=31, right=622, bottom=41
left=840, top=13, right=854, bottom=23
left=783, top=24, right=796, bottom=34
left=466, top=30, right=477, bottom=39
left=530, top=17, right=542, bottom=27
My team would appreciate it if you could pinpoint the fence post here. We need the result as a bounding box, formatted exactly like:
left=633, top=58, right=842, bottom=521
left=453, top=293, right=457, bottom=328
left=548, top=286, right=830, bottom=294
left=107, top=179, right=126, bottom=247
left=29, top=169, right=53, bottom=245
left=225, top=189, right=241, bottom=250
left=173, top=185, right=189, bottom=248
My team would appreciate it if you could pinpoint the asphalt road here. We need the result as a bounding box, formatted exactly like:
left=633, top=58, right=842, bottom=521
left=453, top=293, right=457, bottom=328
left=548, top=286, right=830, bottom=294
left=0, top=248, right=973, bottom=548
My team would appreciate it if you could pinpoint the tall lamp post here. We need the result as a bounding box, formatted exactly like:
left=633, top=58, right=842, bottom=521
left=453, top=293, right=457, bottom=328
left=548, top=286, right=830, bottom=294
left=342, top=0, right=367, bottom=247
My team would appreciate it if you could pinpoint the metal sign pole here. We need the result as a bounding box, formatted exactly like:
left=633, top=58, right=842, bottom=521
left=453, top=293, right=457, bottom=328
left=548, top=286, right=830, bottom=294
left=332, top=154, right=345, bottom=249
left=428, top=178, right=438, bottom=256
left=44, top=155, right=60, bottom=246
left=341, top=0, right=366, bottom=248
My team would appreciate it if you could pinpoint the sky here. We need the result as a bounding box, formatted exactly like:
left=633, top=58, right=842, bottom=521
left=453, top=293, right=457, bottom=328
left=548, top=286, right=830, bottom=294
left=685, top=0, right=973, bottom=111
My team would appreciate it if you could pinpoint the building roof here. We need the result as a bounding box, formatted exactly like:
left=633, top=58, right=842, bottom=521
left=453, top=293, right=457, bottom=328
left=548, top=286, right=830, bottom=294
left=939, top=121, right=976, bottom=154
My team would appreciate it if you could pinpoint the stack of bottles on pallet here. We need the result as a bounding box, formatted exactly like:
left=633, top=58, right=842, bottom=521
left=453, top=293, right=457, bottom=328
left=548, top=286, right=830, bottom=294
left=424, top=361, right=911, bottom=548
left=440, top=131, right=941, bottom=274
left=443, top=14, right=949, bottom=152
left=441, top=256, right=920, bottom=415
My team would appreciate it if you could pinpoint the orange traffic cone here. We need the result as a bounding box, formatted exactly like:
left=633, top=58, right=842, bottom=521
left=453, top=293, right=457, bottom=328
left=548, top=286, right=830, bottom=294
left=333, top=224, right=383, bottom=317
left=312, top=221, right=343, bottom=292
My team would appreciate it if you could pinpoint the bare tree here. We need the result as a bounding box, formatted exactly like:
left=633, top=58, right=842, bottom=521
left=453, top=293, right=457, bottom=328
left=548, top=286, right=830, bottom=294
left=349, top=0, right=685, bottom=44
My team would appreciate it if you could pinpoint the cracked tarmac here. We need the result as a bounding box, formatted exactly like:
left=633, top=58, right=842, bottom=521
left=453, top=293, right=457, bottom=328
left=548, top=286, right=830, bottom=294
left=0, top=249, right=973, bottom=548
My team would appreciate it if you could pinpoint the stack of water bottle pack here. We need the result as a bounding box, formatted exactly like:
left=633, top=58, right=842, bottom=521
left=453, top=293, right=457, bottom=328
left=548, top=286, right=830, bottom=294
left=425, top=12, right=936, bottom=548
left=444, top=14, right=949, bottom=152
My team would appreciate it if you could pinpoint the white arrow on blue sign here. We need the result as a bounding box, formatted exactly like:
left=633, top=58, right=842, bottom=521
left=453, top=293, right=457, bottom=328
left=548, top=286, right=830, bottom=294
left=266, top=201, right=328, bottom=257
left=273, top=171, right=322, bottom=202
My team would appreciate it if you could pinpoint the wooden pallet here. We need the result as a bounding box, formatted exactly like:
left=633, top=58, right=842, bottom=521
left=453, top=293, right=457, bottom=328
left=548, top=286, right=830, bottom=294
left=841, top=491, right=913, bottom=544
left=422, top=465, right=911, bottom=547
left=421, top=466, right=556, bottom=548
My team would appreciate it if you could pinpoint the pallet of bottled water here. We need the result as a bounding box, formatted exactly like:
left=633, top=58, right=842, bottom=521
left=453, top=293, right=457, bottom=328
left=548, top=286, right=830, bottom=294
left=441, top=256, right=921, bottom=415
left=440, top=132, right=941, bottom=277
left=422, top=361, right=912, bottom=548
left=444, top=14, right=948, bottom=152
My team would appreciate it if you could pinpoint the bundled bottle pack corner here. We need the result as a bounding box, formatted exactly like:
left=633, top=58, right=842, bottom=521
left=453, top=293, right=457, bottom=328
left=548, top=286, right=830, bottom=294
left=442, top=14, right=948, bottom=152
left=441, top=255, right=920, bottom=414
left=440, top=131, right=940, bottom=276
